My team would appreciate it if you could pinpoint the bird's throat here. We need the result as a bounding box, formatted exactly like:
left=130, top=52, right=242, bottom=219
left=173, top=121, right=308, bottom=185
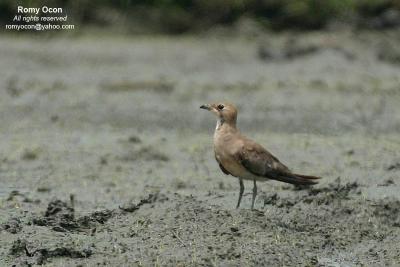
left=216, top=118, right=225, bottom=130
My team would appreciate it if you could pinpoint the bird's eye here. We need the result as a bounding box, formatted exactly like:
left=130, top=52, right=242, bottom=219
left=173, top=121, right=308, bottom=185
left=217, top=104, right=224, bottom=110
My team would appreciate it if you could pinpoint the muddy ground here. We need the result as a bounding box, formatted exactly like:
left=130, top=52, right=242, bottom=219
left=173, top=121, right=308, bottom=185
left=0, top=29, right=400, bottom=266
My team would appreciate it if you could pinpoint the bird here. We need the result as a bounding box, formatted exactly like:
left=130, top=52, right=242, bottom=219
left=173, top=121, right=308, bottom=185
left=200, top=102, right=320, bottom=209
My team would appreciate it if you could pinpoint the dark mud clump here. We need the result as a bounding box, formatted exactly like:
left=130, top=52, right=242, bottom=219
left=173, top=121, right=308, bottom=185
left=9, top=239, right=29, bottom=257
left=31, top=246, right=92, bottom=265
left=32, top=199, right=76, bottom=232
left=119, top=192, right=169, bottom=212
left=9, top=238, right=92, bottom=265
left=1, top=218, right=22, bottom=234
left=78, top=210, right=115, bottom=226
left=32, top=199, right=114, bottom=233
left=45, top=199, right=74, bottom=217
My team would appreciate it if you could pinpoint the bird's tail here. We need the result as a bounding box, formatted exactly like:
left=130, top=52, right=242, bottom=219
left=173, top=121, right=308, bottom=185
left=274, top=173, right=320, bottom=185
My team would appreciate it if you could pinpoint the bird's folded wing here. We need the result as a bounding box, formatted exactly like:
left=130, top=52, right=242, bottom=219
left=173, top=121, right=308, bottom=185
left=236, top=143, right=289, bottom=178
left=235, top=142, right=319, bottom=185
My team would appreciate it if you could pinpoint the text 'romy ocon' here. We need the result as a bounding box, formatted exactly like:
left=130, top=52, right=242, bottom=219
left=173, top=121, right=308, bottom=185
left=17, top=6, right=63, bottom=15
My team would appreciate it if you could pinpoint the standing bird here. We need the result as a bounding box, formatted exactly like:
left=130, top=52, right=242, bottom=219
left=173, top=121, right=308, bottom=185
left=200, top=102, right=320, bottom=209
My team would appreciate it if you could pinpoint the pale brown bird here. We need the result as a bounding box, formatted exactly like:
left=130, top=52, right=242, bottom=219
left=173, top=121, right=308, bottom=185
left=200, top=102, right=320, bottom=209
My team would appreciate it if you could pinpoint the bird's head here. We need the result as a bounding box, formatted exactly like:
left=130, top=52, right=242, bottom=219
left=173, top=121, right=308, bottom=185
left=200, top=102, right=238, bottom=127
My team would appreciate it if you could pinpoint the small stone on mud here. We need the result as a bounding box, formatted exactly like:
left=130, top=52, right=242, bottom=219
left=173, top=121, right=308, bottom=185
left=387, top=163, right=400, bottom=171
left=99, top=156, right=108, bottom=165
left=50, top=115, right=59, bottom=122
left=174, top=179, right=187, bottom=189
left=218, top=182, right=224, bottom=190
left=230, top=227, right=239, bottom=232
left=21, top=149, right=38, bottom=160
left=37, top=187, right=51, bottom=193
left=128, top=136, right=141, bottom=143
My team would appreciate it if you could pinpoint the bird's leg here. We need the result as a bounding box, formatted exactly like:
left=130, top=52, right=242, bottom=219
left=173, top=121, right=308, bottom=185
left=236, top=178, right=244, bottom=209
left=251, top=180, right=257, bottom=210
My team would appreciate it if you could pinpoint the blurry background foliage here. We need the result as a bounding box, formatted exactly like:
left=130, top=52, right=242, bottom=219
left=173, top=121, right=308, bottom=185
left=1, top=0, right=400, bottom=33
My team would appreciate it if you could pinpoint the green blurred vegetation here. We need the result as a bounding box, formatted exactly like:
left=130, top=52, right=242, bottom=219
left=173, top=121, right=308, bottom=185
left=1, top=0, right=400, bottom=33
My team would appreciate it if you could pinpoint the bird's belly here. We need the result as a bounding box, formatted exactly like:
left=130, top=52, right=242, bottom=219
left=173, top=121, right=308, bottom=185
left=223, top=158, right=245, bottom=177
left=219, top=155, right=265, bottom=181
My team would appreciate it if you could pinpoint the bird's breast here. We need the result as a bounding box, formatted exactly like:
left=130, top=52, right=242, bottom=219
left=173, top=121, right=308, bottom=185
left=214, top=140, right=253, bottom=180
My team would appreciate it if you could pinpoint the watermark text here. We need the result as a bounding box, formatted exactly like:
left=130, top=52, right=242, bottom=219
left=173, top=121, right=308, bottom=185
left=5, top=5, right=75, bottom=31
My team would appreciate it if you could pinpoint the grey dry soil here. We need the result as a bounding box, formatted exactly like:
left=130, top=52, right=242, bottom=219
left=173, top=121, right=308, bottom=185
left=0, top=30, right=400, bottom=266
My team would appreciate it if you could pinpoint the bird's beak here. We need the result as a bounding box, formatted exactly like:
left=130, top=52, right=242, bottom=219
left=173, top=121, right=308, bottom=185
left=200, top=104, right=211, bottom=110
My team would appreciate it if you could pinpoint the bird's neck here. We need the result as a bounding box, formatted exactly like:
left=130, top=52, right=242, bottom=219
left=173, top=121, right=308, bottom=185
left=215, top=118, right=237, bottom=132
